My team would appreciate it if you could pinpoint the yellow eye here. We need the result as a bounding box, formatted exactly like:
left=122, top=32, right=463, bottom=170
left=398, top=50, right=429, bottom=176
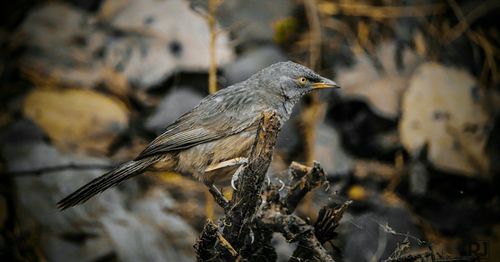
left=298, top=77, right=307, bottom=85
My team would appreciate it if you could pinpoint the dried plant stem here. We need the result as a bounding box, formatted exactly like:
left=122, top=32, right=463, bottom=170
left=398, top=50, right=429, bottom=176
left=208, top=0, right=219, bottom=94
left=302, top=0, right=325, bottom=219
left=319, top=2, right=446, bottom=18
left=204, top=0, right=222, bottom=218
left=445, top=0, right=500, bottom=43
left=305, top=0, right=321, bottom=70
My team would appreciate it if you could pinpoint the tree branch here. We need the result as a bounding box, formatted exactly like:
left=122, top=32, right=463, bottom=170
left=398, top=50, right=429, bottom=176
left=283, top=161, right=328, bottom=213
left=222, top=111, right=281, bottom=250
left=195, top=112, right=347, bottom=261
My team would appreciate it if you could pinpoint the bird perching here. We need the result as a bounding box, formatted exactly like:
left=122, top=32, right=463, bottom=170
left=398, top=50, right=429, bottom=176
left=57, top=61, right=340, bottom=210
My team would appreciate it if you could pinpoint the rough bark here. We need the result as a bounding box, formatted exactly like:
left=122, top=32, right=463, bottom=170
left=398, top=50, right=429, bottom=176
left=195, top=111, right=349, bottom=261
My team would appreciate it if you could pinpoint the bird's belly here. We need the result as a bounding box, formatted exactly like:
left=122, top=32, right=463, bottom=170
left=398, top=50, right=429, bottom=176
left=177, top=131, right=256, bottom=183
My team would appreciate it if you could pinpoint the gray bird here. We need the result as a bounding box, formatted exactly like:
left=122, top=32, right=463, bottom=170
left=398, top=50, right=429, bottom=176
left=57, top=61, right=339, bottom=210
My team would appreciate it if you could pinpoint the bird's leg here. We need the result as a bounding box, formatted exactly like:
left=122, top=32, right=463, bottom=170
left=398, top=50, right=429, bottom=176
left=206, top=182, right=229, bottom=210
left=204, top=157, right=248, bottom=191
left=203, top=157, right=248, bottom=210
left=204, top=157, right=248, bottom=172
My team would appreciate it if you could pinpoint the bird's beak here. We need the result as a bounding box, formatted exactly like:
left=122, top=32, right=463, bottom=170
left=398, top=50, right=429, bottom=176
left=311, top=77, right=340, bottom=89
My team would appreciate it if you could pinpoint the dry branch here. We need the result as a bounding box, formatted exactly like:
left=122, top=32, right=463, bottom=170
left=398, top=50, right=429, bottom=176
left=258, top=210, right=333, bottom=262
left=195, top=112, right=348, bottom=261
left=284, top=161, right=328, bottom=213
left=222, top=111, right=281, bottom=250
left=194, top=220, right=218, bottom=261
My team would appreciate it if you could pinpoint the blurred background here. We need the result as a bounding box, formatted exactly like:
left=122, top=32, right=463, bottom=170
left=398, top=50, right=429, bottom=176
left=0, top=0, right=499, bottom=261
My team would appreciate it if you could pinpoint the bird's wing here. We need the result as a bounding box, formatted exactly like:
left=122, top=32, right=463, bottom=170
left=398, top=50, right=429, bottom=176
left=135, top=87, right=268, bottom=160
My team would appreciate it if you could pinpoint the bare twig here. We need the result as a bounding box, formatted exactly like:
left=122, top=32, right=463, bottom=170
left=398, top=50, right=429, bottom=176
left=318, top=2, right=446, bottom=18
left=6, top=163, right=115, bottom=177
left=314, top=201, right=352, bottom=244
left=302, top=0, right=328, bottom=219
left=304, top=0, right=321, bottom=70
left=445, top=0, right=500, bottom=43
left=215, top=230, right=239, bottom=258
left=258, top=210, right=334, bottom=262
left=284, top=161, right=328, bottom=213
left=207, top=184, right=229, bottom=211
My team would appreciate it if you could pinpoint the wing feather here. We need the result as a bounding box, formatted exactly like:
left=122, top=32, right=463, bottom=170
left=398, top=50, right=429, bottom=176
left=136, top=86, right=269, bottom=160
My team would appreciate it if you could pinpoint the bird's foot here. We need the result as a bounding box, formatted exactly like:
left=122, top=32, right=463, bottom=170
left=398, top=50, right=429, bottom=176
left=231, top=164, right=245, bottom=191
left=204, top=157, right=248, bottom=191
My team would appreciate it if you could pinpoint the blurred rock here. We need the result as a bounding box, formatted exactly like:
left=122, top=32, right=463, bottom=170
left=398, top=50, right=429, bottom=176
left=409, top=161, right=428, bottom=196
left=2, top=140, right=197, bottom=261
left=275, top=104, right=303, bottom=163
left=145, top=88, right=203, bottom=134
left=486, top=114, right=500, bottom=175
left=99, top=189, right=196, bottom=262
left=14, top=3, right=112, bottom=88
left=23, top=88, right=128, bottom=154
left=215, top=0, right=293, bottom=49
left=130, top=188, right=197, bottom=261
left=0, top=119, right=45, bottom=145
left=410, top=171, right=499, bottom=235
left=3, top=142, right=123, bottom=232
left=44, top=234, right=114, bottom=262
left=99, top=0, right=233, bottom=88
left=16, top=0, right=234, bottom=89
left=340, top=205, right=424, bottom=262
left=0, top=196, right=6, bottom=230
left=336, top=41, right=421, bottom=119
left=327, top=100, right=399, bottom=161
left=314, top=123, right=353, bottom=175
left=400, top=62, right=491, bottom=177
left=272, top=232, right=296, bottom=262
left=223, top=45, right=287, bottom=85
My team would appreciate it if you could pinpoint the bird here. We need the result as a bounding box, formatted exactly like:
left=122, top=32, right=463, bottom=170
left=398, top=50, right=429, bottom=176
left=57, top=61, right=339, bottom=210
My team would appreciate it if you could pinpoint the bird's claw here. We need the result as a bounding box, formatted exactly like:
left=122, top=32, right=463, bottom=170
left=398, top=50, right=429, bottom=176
left=230, top=162, right=246, bottom=191
left=231, top=172, right=239, bottom=191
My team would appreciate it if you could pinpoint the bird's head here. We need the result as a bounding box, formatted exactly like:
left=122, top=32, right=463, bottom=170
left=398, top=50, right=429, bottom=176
left=257, top=61, right=340, bottom=100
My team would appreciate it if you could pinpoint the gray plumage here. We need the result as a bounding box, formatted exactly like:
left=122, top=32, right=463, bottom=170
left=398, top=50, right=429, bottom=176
left=57, top=61, right=339, bottom=210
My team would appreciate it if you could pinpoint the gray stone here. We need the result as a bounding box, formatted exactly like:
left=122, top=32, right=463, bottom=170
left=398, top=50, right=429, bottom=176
left=340, top=205, right=424, bottom=262
left=2, top=142, right=123, bottom=233
left=272, top=232, right=296, bottom=262
left=224, top=45, right=287, bottom=85
left=335, top=41, right=421, bottom=119
left=44, top=233, right=114, bottom=262
left=2, top=141, right=197, bottom=261
left=16, top=0, right=234, bottom=89
left=99, top=189, right=196, bottom=262
left=400, top=62, right=490, bottom=176
left=100, top=0, right=234, bottom=88
left=130, top=188, right=197, bottom=261
left=215, top=0, right=293, bottom=48
left=314, top=123, right=354, bottom=175
left=0, top=119, right=45, bottom=145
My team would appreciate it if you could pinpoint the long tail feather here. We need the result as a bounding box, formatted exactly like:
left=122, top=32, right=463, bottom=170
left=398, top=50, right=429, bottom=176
left=57, top=156, right=162, bottom=210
